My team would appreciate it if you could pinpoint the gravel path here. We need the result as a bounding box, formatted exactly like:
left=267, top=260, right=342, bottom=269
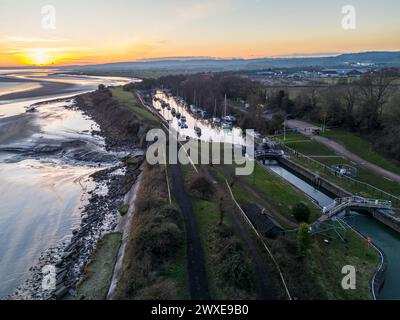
left=287, top=119, right=400, bottom=184
left=170, top=163, right=210, bottom=300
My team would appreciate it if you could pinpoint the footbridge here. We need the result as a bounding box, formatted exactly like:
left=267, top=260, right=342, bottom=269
left=316, top=196, right=392, bottom=225
left=312, top=196, right=393, bottom=237
left=324, top=196, right=392, bottom=217
left=255, top=140, right=285, bottom=162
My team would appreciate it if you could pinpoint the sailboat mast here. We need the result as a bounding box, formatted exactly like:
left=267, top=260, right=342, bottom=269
left=224, top=94, right=227, bottom=117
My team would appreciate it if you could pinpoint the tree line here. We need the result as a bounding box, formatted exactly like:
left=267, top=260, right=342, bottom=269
left=285, top=69, right=400, bottom=162
left=126, top=69, right=400, bottom=162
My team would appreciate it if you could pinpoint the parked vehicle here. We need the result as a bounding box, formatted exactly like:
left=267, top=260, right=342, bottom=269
left=222, top=115, right=237, bottom=123
left=200, top=110, right=210, bottom=119
left=212, top=117, right=221, bottom=125
left=222, top=123, right=233, bottom=130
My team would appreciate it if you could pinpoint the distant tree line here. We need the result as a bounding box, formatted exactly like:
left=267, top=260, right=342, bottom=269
left=125, top=69, right=400, bottom=162
left=125, top=73, right=288, bottom=134
left=284, top=69, right=400, bottom=162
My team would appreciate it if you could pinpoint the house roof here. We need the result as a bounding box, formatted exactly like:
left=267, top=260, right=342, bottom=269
left=245, top=204, right=283, bottom=234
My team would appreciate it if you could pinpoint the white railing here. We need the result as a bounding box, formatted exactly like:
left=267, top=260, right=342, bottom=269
left=323, top=196, right=392, bottom=217
left=272, top=139, right=400, bottom=205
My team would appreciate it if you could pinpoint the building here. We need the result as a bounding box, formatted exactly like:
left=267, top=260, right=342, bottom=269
left=244, top=204, right=284, bottom=239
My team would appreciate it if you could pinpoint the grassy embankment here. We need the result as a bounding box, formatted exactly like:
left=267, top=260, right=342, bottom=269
left=179, top=164, right=261, bottom=299
left=322, top=129, right=400, bottom=176
left=110, top=87, right=159, bottom=123
left=277, top=133, right=400, bottom=201
left=76, top=233, right=122, bottom=300
left=106, top=87, right=189, bottom=299
left=207, top=161, right=379, bottom=300
left=75, top=86, right=188, bottom=299
left=114, top=162, right=189, bottom=299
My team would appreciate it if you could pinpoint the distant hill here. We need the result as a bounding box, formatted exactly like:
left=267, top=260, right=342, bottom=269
left=66, top=51, right=400, bottom=73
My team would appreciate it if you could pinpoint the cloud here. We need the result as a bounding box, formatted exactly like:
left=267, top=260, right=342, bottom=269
left=0, top=36, right=67, bottom=43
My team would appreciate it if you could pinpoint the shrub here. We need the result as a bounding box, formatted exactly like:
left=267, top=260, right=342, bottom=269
left=214, top=226, right=254, bottom=291
left=119, top=204, right=129, bottom=216
left=292, top=202, right=311, bottom=223
left=136, top=280, right=178, bottom=300
left=189, top=174, right=215, bottom=200
left=297, top=223, right=313, bottom=257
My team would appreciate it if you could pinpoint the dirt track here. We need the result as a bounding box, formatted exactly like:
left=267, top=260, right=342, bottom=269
left=170, top=163, right=210, bottom=300
left=287, top=119, right=400, bottom=184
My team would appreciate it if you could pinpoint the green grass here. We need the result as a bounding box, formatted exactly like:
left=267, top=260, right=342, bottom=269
left=192, top=199, right=227, bottom=299
left=277, top=133, right=311, bottom=143
left=282, top=138, right=400, bottom=201
left=210, top=163, right=378, bottom=299
left=307, top=230, right=379, bottom=300
left=244, top=163, right=321, bottom=223
left=159, top=241, right=190, bottom=300
left=272, top=229, right=379, bottom=300
left=76, top=232, right=122, bottom=300
left=191, top=198, right=258, bottom=300
left=110, top=87, right=158, bottom=123
left=180, top=164, right=259, bottom=299
left=286, top=140, right=336, bottom=156
left=322, top=129, right=400, bottom=176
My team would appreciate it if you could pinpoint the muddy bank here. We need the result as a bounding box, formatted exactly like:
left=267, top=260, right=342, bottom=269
left=75, top=88, right=154, bottom=150
left=7, top=86, right=152, bottom=300
left=0, top=113, right=40, bottom=145
left=0, top=81, right=77, bottom=101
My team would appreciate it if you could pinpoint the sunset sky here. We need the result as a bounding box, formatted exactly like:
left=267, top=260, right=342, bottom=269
left=0, top=0, right=399, bottom=66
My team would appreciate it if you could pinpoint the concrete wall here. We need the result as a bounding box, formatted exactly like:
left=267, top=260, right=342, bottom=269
left=277, top=157, right=351, bottom=198
left=277, top=157, right=400, bottom=234
left=373, top=210, right=400, bottom=233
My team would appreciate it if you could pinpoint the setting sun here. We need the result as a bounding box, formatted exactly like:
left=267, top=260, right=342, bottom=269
left=26, top=49, right=53, bottom=66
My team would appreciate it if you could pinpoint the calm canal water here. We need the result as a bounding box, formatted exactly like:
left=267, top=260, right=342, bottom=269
left=268, top=163, right=400, bottom=299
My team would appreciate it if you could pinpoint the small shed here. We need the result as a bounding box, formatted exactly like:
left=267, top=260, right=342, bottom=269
left=244, top=204, right=285, bottom=239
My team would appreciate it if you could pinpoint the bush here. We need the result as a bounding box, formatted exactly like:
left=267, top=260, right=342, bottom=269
left=190, top=174, right=215, bottom=200
left=214, top=227, right=254, bottom=291
left=136, top=280, right=178, bottom=300
left=297, top=223, right=313, bottom=257
left=292, top=202, right=311, bottom=223
left=136, top=218, right=183, bottom=258
left=119, top=204, right=129, bottom=216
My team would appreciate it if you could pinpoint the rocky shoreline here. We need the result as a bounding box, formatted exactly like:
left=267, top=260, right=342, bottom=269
left=7, top=92, right=146, bottom=300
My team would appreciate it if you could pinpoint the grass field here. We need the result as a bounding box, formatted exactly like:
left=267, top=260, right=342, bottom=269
left=322, top=129, right=400, bottom=176
left=76, top=232, right=122, bottom=300
left=244, top=163, right=321, bottom=223
left=208, top=163, right=378, bottom=299
left=276, top=229, right=379, bottom=300
left=110, top=87, right=159, bottom=123
left=172, top=134, right=379, bottom=299
left=181, top=164, right=259, bottom=299
left=280, top=134, right=400, bottom=200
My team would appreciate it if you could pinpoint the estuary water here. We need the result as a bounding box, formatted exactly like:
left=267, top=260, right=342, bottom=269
left=0, top=70, right=132, bottom=298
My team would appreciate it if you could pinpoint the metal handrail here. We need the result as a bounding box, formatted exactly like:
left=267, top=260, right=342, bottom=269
left=275, top=141, right=400, bottom=204
left=323, top=196, right=392, bottom=216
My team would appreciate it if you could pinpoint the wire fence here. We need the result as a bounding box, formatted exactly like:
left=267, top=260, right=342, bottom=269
left=275, top=140, right=400, bottom=206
